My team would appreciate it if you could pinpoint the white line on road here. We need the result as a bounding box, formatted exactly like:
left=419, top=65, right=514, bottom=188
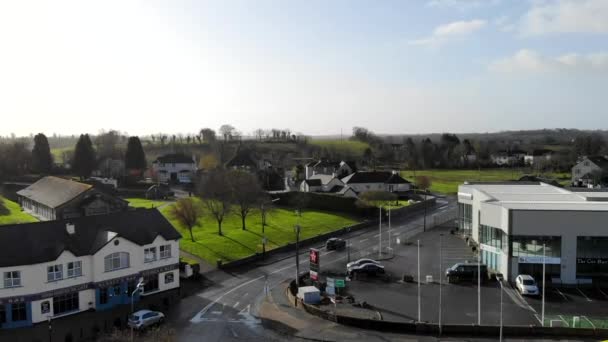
left=233, top=302, right=240, bottom=308
left=534, top=314, right=543, bottom=325
left=577, top=288, right=592, bottom=302
left=230, top=327, right=239, bottom=338
left=599, top=288, right=608, bottom=299
left=558, top=315, right=569, bottom=327
left=554, top=288, right=568, bottom=301
left=243, top=293, right=248, bottom=298
left=393, top=232, right=400, bottom=236
left=359, top=239, right=369, bottom=243
left=373, top=234, right=380, bottom=238
left=582, top=316, right=595, bottom=329
left=324, top=251, right=335, bottom=255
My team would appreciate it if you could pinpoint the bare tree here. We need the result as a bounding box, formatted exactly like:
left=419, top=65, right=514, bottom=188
left=219, top=124, right=235, bottom=141
left=254, top=129, right=265, bottom=141
left=169, top=198, right=203, bottom=242
left=229, top=170, right=264, bottom=230
left=414, top=175, right=432, bottom=231
left=198, top=169, right=232, bottom=236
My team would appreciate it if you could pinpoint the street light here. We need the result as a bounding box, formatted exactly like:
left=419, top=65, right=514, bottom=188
left=261, top=198, right=280, bottom=259
left=498, top=278, right=504, bottom=342
left=541, top=242, right=546, bottom=327
left=47, top=316, right=52, bottom=342
left=378, top=206, right=382, bottom=259
left=439, top=233, right=443, bottom=335
left=294, top=218, right=301, bottom=288
left=131, top=277, right=145, bottom=342
left=417, top=239, right=421, bottom=323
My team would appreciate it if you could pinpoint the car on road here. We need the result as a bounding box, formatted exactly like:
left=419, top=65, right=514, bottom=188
left=348, top=263, right=385, bottom=276
left=346, top=258, right=381, bottom=270
left=515, top=274, right=539, bottom=296
left=445, top=263, right=488, bottom=283
left=326, top=238, right=346, bottom=250
left=128, top=310, right=165, bottom=330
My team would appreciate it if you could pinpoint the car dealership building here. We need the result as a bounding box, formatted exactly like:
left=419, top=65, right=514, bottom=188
left=458, top=182, right=608, bottom=285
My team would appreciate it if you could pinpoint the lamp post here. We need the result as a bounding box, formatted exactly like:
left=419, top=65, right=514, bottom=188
left=499, top=279, right=504, bottom=342
left=541, top=243, right=546, bottom=327
left=378, top=206, right=382, bottom=259
left=417, top=239, right=421, bottom=323
left=47, top=316, right=52, bottom=342
left=295, top=210, right=301, bottom=287
left=439, top=234, right=443, bottom=335
left=131, top=278, right=145, bottom=342
left=262, top=198, right=280, bottom=259
left=388, top=206, right=392, bottom=253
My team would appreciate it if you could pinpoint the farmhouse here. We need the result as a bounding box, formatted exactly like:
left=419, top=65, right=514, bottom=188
left=151, top=154, right=197, bottom=184
left=17, top=177, right=128, bottom=221
left=0, top=209, right=180, bottom=329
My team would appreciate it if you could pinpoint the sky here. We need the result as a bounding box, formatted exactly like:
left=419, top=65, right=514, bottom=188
left=0, top=0, right=607, bottom=137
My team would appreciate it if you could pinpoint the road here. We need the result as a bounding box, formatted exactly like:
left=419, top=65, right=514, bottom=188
left=166, top=197, right=457, bottom=341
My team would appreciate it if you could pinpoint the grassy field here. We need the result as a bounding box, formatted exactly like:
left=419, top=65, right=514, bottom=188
left=310, top=139, right=370, bottom=158
left=50, top=147, right=73, bottom=162
left=0, top=197, right=38, bottom=225
left=401, top=169, right=571, bottom=194
left=159, top=198, right=359, bottom=264
left=125, top=198, right=171, bottom=209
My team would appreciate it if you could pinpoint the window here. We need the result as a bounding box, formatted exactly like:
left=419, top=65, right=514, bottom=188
left=480, top=225, right=506, bottom=250
left=4, top=271, right=21, bottom=288
left=164, top=272, right=174, bottom=284
left=11, top=303, right=26, bottom=321
left=511, top=236, right=561, bottom=258
left=104, top=252, right=130, bottom=272
left=144, top=247, right=157, bottom=263
left=53, top=292, right=79, bottom=315
left=577, top=236, right=608, bottom=277
left=160, top=245, right=171, bottom=259
left=47, top=265, right=63, bottom=282
left=99, top=287, right=108, bottom=305
left=143, top=275, right=159, bottom=293
left=143, top=312, right=159, bottom=319
left=458, top=203, right=473, bottom=236
left=67, top=261, right=82, bottom=278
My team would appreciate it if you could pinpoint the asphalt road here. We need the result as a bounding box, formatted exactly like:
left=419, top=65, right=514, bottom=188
left=164, top=197, right=458, bottom=341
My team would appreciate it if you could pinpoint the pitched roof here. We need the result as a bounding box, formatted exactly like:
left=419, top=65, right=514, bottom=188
left=587, top=156, right=608, bottom=170
left=0, top=209, right=181, bottom=267
left=342, top=171, right=409, bottom=184
left=154, top=154, right=194, bottom=164
left=304, top=179, right=322, bottom=186
left=308, top=174, right=343, bottom=186
left=530, top=149, right=554, bottom=156
left=226, top=148, right=258, bottom=168
left=17, top=176, right=92, bottom=209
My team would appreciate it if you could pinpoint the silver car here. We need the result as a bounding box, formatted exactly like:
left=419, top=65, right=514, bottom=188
left=128, top=310, right=165, bottom=330
left=346, top=258, right=381, bottom=270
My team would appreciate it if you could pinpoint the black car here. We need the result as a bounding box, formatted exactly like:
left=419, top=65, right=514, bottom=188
left=445, top=263, right=488, bottom=283
left=348, top=263, right=385, bottom=276
left=326, top=238, right=346, bottom=250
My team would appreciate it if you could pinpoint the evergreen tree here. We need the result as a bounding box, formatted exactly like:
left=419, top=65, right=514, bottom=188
left=72, top=134, right=96, bottom=180
left=124, top=136, right=146, bottom=173
left=31, top=133, right=53, bottom=174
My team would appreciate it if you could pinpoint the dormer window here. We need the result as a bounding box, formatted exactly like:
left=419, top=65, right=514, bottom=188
left=144, top=247, right=157, bottom=263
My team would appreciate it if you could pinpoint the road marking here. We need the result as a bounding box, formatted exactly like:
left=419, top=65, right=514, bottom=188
left=558, top=315, right=569, bottom=327
left=534, top=314, right=543, bottom=325
left=230, top=327, right=238, bottom=338
left=393, top=232, right=400, bottom=236
left=554, top=288, right=568, bottom=301
left=239, top=304, right=251, bottom=315
left=373, top=234, right=380, bottom=238
left=577, top=288, right=592, bottom=302
left=324, top=251, right=335, bottom=255
left=211, top=311, right=222, bottom=315
left=359, top=239, right=369, bottom=243
left=233, top=301, right=240, bottom=308
left=582, top=316, right=595, bottom=329
left=507, top=286, right=536, bottom=313
left=599, top=288, right=608, bottom=299
left=243, top=292, right=248, bottom=297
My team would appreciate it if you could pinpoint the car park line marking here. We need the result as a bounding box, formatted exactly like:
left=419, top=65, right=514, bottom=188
left=534, top=314, right=543, bottom=325
left=373, top=234, right=380, bottom=238
left=393, top=232, right=400, bottom=236
left=508, top=287, right=536, bottom=312
left=558, top=315, right=569, bottom=327
left=582, top=316, right=595, bottom=329
left=233, top=302, right=240, bottom=308
left=554, top=288, right=568, bottom=301
left=230, top=327, right=239, bottom=338
left=599, top=288, right=608, bottom=299
left=360, top=239, right=369, bottom=243
left=325, top=251, right=335, bottom=255
left=577, top=288, right=593, bottom=302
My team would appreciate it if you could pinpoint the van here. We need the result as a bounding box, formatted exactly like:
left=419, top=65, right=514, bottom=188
left=445, top=263, right=488, bottom=283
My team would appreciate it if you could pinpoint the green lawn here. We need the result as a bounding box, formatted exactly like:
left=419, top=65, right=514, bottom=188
left=125, top=198, right=171, bottom=209
left=159, top=198, right=359, bottom=264
left=50, top=147, right=73, bottom=163
left=401, top=169, right=571, bottom=194
left=383, top=200, right=412, bottom=209
left=0, top=197, right=38, bottom=225
left=310, top=139, right=370, bottom=158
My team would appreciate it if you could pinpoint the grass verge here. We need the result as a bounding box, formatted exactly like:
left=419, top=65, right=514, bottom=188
left=0, top=197, right=38, bottom=225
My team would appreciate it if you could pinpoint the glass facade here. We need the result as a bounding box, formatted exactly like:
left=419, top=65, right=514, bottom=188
left=511, top=236, right=561, bottom=258
left=577, top=237, right=608, bottom=277
left=458, top=203, right=473, bottom=236
left=479, top=225, right=505, bottom=271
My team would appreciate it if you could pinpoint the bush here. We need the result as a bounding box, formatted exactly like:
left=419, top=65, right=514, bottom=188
left=272, top=191, right=376, bottom=217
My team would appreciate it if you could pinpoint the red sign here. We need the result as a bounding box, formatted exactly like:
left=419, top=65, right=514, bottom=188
left=310, top=270, right=318, bottom=281
left=310, top=249, right=319, bottom=264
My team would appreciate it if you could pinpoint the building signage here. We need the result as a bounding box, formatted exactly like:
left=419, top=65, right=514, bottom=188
left=480, top=244, right=500, bottom=254
left=577, top=258, right=608, bottom=265
left=41, top=301, right=50, bottom=314
left=310, top=270, right=318, bottom=281
left=309, top=248, right=320, bottom=272
left=335, top=279, right=345, bottom=288
left=518, top=256, right=561, bottom=264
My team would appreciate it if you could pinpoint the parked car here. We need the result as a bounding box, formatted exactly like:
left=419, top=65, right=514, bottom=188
left=128, top=310, right=165, bottom=330
left=445, top=263, right=488, bottom=283
left=326, top=238, right=346, bottom=250
left=348, top=263, right=385, bottom=276
left=346, top=258, right=381, bottom=270
left=515, top=274, right=539, bottom=296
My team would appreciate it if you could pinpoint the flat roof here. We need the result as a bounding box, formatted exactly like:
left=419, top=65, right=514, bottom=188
left=460, top=182, right=608, bottom=211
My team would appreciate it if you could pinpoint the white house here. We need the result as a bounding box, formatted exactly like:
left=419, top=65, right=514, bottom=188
left=490, top=150, right=525, bottom=166
left=341, top=171, right=411, bottom=194
left=151, top=154, right=197, bottom=184
left=305, top=160, right=354, bottom=180
left=571, top=156, right=608, bottom=186
left=299, top=174, right=345, bottom=193
left=524, top=149, right=554, bottom=166
left=0, top=209, right=180, bottom=329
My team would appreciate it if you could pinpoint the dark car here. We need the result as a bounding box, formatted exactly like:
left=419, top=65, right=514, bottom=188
left=326, top=238, right=346, bottom=250
left=445, top=263, right=488, bottom=283
left=348, top=263, right=385, bottom=277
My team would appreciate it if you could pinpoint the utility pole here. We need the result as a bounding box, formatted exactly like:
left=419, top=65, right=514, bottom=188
left=499, top=279, right=504, bottom=342
left=378, top=206, right=382, bottom=259
left=417, top=239, right=421, bottom=323
left=388, top=206, right=392, bottom=252
left=478, top=242, right=481, bottom=326
left=295, top=209, right=302, bottom=287
left=439, top=234, right=443, bottom=335
left=423, top=191, right=427, bottom=232
left=542, top=243, right=546, bottom=327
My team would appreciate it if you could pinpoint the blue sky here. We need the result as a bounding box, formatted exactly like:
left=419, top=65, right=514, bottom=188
left=0, top=0, right=607, bottom=136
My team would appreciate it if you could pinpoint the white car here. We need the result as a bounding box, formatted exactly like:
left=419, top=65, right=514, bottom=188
left=128, top=310, right=165, bottom=330
left=515, top=274, right=539, bottom=296
left=346, top=258, right=381, bottom=270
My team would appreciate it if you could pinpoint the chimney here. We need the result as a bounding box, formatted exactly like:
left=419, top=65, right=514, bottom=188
left=66, top=223, right=75, bottom=235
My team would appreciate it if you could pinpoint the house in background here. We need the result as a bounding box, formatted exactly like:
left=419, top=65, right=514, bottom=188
left=305, top=160, right=354, bottom=179
left=17, top=176, right=129, bottom=221
left=524, top=149, right=554, bottom=166
left=490, top=149, right=526, bottom=166
left=225, top=147, right=272, bottom=171
left=571, top=156, right=608, bottom=187
left=299, top=174, right=345, bottom=193
left=151, top=154, right=197, bottom=184
left=341, top=171, right=411, bottom=194
left=0, top=209, right=180, bottom=329
left=92, top=158, right=125, bottom=179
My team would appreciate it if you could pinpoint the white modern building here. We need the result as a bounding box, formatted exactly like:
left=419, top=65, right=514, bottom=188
left=458, top=182, right=608, bottom=285
left=0, top=209, right=180, bottom=329
left=151, top=154, right=197, bottom=184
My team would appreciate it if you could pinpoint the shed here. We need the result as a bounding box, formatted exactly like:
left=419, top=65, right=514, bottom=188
left=297, top=286, right=321, bottom=304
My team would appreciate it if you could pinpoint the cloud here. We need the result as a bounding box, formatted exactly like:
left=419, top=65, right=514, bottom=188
left=409, top=19, right=486, bottom=46
left=519, top=0, right=608, bottom=35
left=489, top=49, right=608, bottom=73
left=427, top=0, right=500, bottom=10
